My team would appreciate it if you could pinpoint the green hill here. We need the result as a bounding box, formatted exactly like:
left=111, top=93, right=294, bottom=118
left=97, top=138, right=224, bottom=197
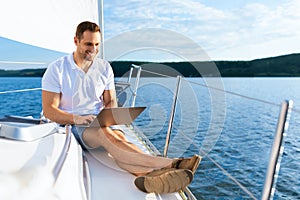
left=1, top=53, right=300, bottom=77
left=216, top=53, right=300, bottom=77
left=0, top=68, right=46, bottom=77
left=110, top=53, right=300, bottom=77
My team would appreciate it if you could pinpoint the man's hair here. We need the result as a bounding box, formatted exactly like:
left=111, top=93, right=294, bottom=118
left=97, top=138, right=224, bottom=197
left=76, top=21, right=101, bottom=40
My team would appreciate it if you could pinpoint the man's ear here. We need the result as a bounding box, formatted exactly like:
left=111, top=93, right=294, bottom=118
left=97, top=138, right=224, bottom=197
left=74, top=36, right=78, bottom=45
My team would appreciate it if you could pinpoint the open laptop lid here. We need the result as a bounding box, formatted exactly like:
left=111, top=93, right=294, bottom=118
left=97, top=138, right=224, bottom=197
left=85, top=107, right=146, bottom=127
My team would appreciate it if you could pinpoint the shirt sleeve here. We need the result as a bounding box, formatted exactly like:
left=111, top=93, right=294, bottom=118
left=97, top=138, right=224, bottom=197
left=104, top=61, right=115, bottom=90
left=42, top=62, right=61, bottom=93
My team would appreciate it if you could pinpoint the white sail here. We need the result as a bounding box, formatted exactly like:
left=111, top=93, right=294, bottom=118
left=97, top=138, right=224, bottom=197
left=0, top=0, right=100, bottom=53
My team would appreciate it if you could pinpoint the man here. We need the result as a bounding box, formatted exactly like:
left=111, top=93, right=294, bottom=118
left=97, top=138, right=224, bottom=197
left=42, top=21, right=200, bottom=194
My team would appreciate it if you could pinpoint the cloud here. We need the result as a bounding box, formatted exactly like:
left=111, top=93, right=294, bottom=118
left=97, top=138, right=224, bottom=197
left=213, top=0, right=300, bottom=60
left=104, top=0, right=300, bottom=61
left=104, top=28, right=210, bottom=62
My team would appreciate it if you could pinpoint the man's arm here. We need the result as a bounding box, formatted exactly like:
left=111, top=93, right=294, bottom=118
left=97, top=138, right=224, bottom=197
left=42, top=90, right=95, bottom=125
left=103, top=89, right=117, bottom=108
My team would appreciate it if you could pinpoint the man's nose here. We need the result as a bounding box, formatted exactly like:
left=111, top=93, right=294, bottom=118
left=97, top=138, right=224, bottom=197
left=92, top=45, right=98, bottom=51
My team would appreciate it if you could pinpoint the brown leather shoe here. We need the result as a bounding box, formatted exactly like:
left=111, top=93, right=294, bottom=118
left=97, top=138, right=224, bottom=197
left=172, top=154, right=201, bottom=173
left=134, top=168, right=193, bottom=194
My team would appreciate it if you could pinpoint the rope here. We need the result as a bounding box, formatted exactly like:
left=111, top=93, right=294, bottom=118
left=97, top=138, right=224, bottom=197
left=0, top=88, right=42, bottom=94
left=141, top=69, right=173, bottom=78
left=0, top=61, right=46, bottom=65
left=184, top=78, right=280, bottom=107
left=0, top=69, right=298, bottom=199
left=174, top=124, right=258, bottom=199
left=183, top=78, right=300, bottom=114
left=141, top=69, right=300, bottom=113
left=135, top=68, right=299, bottom=199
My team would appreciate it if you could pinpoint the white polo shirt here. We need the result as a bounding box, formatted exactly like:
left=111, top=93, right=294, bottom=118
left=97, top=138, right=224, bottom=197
left=42, top=54, right=115, bottom=115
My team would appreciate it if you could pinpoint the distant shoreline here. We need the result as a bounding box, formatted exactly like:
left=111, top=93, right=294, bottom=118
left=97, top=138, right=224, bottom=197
left=1, top=53, right=300, bottom=77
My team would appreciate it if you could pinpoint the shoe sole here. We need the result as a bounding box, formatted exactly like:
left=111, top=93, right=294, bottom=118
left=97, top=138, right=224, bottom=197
left=175, top=154, right=201, bottom=173
left=190, top=155, right=201, bottom=173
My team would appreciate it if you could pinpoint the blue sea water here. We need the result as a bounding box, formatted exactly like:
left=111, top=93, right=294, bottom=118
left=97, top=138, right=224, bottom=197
left=0, top=77, right=299, bottom=200
left=0, top=77, right=42, bottom=118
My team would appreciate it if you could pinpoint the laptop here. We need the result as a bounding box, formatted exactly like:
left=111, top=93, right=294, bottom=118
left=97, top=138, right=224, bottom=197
left=78, top=107, right=146, bottom=128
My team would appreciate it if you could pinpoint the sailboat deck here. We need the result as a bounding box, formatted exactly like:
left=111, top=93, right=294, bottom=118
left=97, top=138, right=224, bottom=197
left=0, top=125, right=87, bottom=200
left=85, top=125, right=185, bottom=200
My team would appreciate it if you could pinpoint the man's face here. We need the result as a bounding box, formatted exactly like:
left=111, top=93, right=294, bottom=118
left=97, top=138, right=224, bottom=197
left=75, top=31, right=101, bottom=61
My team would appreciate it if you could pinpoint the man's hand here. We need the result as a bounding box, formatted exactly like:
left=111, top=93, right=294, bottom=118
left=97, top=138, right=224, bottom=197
left=74, top=115, right=96, bottom=125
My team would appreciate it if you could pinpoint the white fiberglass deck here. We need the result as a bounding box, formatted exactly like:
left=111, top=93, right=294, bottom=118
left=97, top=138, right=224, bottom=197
left=0, top=125, right=87, bottom=200
left=85, top=125, right=185, bottom=200
left=0, top=122, right=190, bottom=200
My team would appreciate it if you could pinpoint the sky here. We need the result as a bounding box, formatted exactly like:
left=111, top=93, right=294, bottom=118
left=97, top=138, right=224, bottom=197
left=103, top=0, right=300, bottom=62
left=0, top=0, right=300, bottom=69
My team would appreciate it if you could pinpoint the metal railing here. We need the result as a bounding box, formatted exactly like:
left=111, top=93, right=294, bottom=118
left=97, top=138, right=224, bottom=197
left=164, top=75, right=181, bottom=157
left=125, top=65, right=296, bottom=200
left=130, top=64, right=142, bottom=107
left=0, top=65, right=297, bottom=200
left=261, top=100, right=293, bottom=200
left=164, top=77, right=294, bottom=200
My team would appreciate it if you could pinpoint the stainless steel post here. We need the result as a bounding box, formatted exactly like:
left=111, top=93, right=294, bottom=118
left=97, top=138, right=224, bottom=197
left=261, top=100, right=293, bottom=200
left=131, top=64, right=142, bottom=107
left=164, top=76, right=181, bottom=157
